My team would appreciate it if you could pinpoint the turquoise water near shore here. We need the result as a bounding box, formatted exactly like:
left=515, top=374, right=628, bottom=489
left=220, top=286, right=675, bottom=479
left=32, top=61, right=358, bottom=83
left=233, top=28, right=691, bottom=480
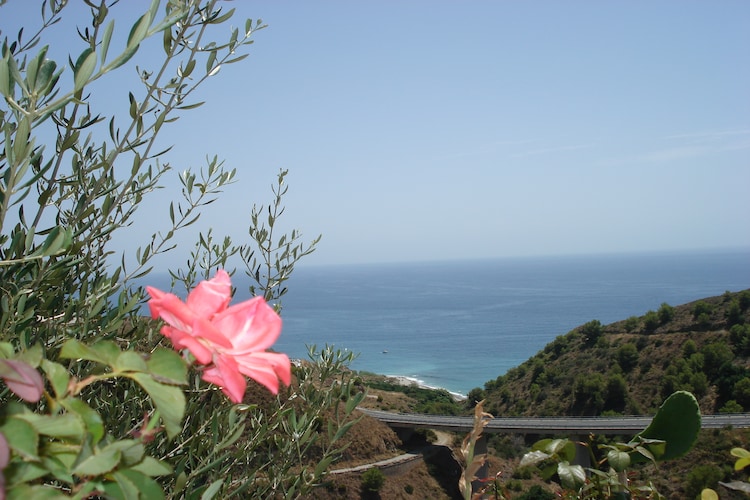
left=147, top=249, right=750, bottom=395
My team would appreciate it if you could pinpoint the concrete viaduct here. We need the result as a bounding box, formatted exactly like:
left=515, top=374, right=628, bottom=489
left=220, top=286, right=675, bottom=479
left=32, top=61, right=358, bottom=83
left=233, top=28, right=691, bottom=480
left=358, top=408, right=750, bottom=435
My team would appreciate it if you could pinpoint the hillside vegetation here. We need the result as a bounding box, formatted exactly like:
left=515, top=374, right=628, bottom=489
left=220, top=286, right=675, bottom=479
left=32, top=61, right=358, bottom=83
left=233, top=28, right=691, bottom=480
left=331, top=289, right=750, bottom=499
left=475, top=289, right=750, bottom=417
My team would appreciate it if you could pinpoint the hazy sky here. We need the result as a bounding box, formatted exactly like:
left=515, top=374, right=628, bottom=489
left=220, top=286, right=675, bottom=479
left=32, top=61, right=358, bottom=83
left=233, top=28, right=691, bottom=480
left=3, top=1, right=749, bottom=266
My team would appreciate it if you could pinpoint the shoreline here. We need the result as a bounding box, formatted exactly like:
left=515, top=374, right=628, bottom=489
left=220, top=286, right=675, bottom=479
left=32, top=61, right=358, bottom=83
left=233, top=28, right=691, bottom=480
left=381, top=374, right=467, bottom=402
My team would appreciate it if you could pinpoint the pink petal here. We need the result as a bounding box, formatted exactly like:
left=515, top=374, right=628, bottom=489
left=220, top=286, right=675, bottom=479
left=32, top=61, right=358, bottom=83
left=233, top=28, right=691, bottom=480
left=161, top=326, right=213, bottom=364
left=0, top=359, right=44, bottom=403
left=247, top=351, right=292, bottom=387
left=202, top=356, right=246, bottom=403
left=191, top=317, right=233, bottom=349
left=186, top=270, right=232, bottom=318
left=213, top=297, right=282, bottom=352
left=146, top=289, right=195, bottom=330
left=234, top=352, right=292, bottom=394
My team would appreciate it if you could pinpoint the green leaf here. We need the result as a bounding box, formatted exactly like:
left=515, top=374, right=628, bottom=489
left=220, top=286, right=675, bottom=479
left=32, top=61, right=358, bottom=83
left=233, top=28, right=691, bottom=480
left=519, top=450, right=549, bottom=468
left=0, top=417, right=39, bottom=460
left=60, top=398, right=104, bottom=443
left=100, top=20, right=115, bottom=64
left=733, top=447, right=750, bottom=471
left=15, top=343, right=42, bottom=367
left=13, top=116, right=30, bottom=160
left=607, top=449, right=630, bottom=472
left=637, top=390, right=701, bottom=461
left=105, top=471, right=138, bottom=500
left=6, top=483, right=67, bottom=500
left=100, top=439, right=144, bottom=467
left=18, top=413, right=84, bottom=440
left=116, top=469, right=165, bottom=500
left=0, top=55, right=11, bottom=96
left=129, top=373, right=185, bottom=438
left=129, top=456, right=172, bottom=477
left=60, top=339, right=119, bottom=366
left=146, top=347, right=187, bottom=385
left=73, top=47, right=97, bottom=92
left=0, top=342, right=14, bottom=358
left=73, top=447, right=122, bottom=476
left=200, top=479, right=224, bottom=500
left=127, top=13, right=150, bottom=49
left=41, top=359, right=70, bottom=398
left=114, top=351, right=147, bottom=373
left=557, top=461, right=586, bottom=490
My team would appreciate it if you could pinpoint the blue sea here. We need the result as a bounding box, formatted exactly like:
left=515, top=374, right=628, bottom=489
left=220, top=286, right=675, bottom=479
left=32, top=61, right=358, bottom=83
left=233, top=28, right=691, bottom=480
left=148, top=249, right=750, bottom=396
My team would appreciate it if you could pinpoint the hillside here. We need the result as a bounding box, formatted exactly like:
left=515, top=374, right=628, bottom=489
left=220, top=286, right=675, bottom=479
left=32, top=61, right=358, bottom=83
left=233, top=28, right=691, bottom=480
left=323, top=289, right=750, bottom=499
left=477, top=289, right=750, bottom=417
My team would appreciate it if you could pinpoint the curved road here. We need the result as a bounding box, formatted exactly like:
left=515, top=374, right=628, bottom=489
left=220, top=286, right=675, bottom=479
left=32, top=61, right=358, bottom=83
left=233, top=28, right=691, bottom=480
left=359, top=408, right=750, bottom=435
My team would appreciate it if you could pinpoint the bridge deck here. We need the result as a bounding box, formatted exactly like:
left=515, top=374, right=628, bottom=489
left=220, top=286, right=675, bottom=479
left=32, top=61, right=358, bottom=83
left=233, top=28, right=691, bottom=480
left=359, top=408, right=750, bottom=435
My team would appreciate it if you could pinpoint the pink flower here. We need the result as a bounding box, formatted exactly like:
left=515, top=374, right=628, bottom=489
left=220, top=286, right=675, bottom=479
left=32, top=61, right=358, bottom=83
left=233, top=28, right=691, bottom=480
left=0, top=359, right=44, bottom=403
left=146, top=270, right=291, bottom=403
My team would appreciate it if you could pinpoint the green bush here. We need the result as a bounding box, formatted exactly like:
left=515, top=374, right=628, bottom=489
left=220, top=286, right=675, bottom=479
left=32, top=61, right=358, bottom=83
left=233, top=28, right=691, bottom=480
left=643, top=310, right=660, bottom=333
left=581, top=319, right=603, bottom=345
left=616, top=343, right=639, bottom=372
left=685, top=464, right=723, bottom=498
left=361, top=467, right=386, bottom=493
left=624, top=315, right=640, bottom=332
left=726, top=299, right=744, bottom=326
left=693, top=301, right=714, bottom=319
left=658, top=302, right=675, bottom=324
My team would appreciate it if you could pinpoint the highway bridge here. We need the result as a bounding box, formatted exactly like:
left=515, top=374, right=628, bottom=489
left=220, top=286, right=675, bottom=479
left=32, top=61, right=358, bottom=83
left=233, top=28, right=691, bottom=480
left=359, top=408, right=750, bottom=435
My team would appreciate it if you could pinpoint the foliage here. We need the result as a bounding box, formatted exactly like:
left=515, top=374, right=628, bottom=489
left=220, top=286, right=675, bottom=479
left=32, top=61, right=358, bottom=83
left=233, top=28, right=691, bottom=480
left=642, top=310, right=660, bottom=333
left=360, top=467, right=385, bottom=493
left=581, top=320, right=603, bottom=345
left=364, top=379, right=461, bottom=415
left=0, top=2, right=360, bottom=498
left=521, top=391, right=701, bottom=499
left=658, top=302, right=675, bottom=324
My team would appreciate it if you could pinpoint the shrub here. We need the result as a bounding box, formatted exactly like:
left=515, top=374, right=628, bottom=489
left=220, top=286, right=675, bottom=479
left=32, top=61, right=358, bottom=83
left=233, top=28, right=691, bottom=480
left=624, top=315, right=639, bottom=332
left=361, top=467, right=386, bottom=493
left=719, top=400, right=744, bottom=413
left=643, top=310, right=660, bottom=333
left=726, top=299, right=744, bottom=326
left=658, top=302, right=675, bottom=324
left=682, top=339, right=698, bottom=357
left=685, top=464, right=724, bottom=498
left=581, top=319, right=603, bottom=345
left=693, top=301, right=714, bottom=319
left=616, top=343, right=639, bottom=372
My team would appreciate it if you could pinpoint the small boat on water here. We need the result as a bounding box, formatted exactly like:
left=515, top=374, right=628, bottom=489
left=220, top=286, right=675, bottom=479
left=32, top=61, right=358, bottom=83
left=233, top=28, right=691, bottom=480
left=382, top=350, right=388, bottom=354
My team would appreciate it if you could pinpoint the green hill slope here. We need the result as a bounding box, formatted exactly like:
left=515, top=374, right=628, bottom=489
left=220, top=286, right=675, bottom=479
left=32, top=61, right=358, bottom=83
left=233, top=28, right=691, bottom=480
left=478, top=289, right=750, bottom=418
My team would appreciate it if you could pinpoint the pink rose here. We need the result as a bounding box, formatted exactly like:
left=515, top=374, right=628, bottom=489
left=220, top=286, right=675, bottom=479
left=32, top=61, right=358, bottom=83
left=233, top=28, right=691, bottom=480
left=0, top=359, right=44, bottom=403
left=146, top=270, right=291, bottom=403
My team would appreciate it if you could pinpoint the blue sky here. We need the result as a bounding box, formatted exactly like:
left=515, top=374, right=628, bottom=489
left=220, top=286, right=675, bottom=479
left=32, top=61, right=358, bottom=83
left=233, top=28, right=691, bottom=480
left=3, top=1, right=749, bottom=266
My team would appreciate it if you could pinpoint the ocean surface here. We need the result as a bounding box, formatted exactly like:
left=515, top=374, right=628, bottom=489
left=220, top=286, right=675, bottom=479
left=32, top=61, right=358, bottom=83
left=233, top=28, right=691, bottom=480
left=148, top=249, right=750, bottom=396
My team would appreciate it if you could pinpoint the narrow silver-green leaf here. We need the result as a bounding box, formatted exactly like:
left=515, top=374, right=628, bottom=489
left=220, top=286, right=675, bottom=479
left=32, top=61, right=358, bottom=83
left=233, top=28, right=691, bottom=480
left=127, top=13, right=150, bottom=49
left=100, top=19, right=115, bottom=65
left=200, top=479, right=224, bottom=500
left=73, top=47, right=97, bottom=92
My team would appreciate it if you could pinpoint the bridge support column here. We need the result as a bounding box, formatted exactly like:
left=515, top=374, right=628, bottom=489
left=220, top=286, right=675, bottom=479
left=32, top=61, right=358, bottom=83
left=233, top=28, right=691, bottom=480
left=471, top=435, right=489, bottom=494
left=571, top=434, right=591, bottom=468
